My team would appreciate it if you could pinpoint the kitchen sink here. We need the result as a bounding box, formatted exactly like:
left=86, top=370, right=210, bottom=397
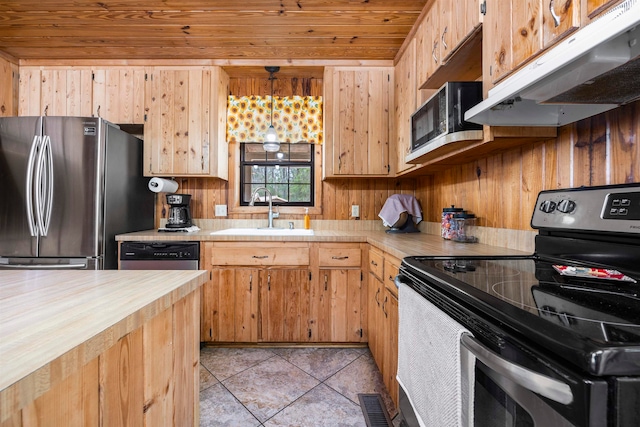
left=210, top=228, right=314, bottom=236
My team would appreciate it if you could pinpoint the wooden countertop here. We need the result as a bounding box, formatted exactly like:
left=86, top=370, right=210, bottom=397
left=117, top=229, right=532, bottom=260
left=0, top=270, right=208, bottom=395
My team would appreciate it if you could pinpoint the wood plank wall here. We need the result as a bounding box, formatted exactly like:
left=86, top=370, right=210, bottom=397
left=174, top=75, right=639, bottom=231
left=417, top=100, right=640, bottom=229
left=0, top=57, right=18, bottom=116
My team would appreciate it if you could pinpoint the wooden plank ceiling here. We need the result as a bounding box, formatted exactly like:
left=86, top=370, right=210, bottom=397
left=0, top=0, right=428, bottom=65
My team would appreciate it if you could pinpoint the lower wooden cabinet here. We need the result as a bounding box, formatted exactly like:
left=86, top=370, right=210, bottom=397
left=315, top=269, right=365, bottom=342
left=260, top=268, right=310, bottom=342
left=8, top=290, right=201, bottom=427
left=201, top=267, right=260, bottom=343
left=367, top=248, right=400, bottom=408
left=200, top=242, right=366, bottom=344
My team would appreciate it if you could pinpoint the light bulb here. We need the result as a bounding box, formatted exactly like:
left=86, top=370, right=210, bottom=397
left=266, top=125, right=278, bottom=142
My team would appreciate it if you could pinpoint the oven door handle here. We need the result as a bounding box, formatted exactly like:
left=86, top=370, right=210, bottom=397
left=460, top=333, right=574, bottom=405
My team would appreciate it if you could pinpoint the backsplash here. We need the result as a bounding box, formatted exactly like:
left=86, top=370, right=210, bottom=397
left=165, top=218, right=537, bottom=253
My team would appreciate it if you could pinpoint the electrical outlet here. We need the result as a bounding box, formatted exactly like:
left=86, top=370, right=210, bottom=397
left=351, top=205, right=360, bottom=218
left=215, top=204, right=227, bottom=217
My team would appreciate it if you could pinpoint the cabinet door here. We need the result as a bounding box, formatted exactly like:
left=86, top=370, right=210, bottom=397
left=394, top=38, right=417, bottom=175
left=543, top=0, right=580, bottom=49
left=586, top=0, right=620, bottom=18
left=234, top=268, right=259, bottom=342
left=18, top=67, right=93, bottom=117
left=259, top=269, right=309, bottom=342
left=323, top=67, right=392, bottom=177
left=144, top=66, right=229, bottom=178
left=201, top=267, right=236, bottom=342
left=368, top=272, right=385, bottom=373
left=319, top=269, right=364, bottom=342
left=92, top=67, right=145, bottom=124
left=383, top=288, right=399, bottom=408
left=486, top=0, right=514, bottom=84
left=511, top=0, right=544, bottom=69
left=438, top=0, right=454, bottom=61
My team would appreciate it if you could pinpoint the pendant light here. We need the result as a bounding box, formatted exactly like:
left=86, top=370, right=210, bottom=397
left=263, top=66, right=280, bottom=152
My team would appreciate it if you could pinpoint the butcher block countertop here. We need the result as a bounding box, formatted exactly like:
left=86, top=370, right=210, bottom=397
left=0, top=270, right=208, bottom=401
left=117, top=229, right=532, bottom=260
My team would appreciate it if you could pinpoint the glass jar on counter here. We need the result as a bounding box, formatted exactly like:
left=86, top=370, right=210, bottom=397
left=441, top=206, right=463, bottom=239
left=452, top=213, right=478, bottom=243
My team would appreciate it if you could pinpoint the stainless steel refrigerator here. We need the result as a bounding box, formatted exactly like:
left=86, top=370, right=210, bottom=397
left=0, top=116, right=154, bottom=269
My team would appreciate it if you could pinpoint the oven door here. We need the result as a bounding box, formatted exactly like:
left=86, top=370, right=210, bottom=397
left=460, top=333, right=576, bottom=426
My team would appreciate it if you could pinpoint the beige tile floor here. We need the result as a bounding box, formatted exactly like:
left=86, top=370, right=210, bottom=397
left=199, top=346, right=398, bottom=427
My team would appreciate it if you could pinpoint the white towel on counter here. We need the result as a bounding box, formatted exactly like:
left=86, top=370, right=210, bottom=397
left=378, top=194, right=423, bottom=227
left=397, top=282, right=474, bottom=427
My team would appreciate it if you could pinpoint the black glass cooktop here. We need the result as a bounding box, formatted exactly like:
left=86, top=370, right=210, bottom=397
left=401, top=255, right=640, bottom=375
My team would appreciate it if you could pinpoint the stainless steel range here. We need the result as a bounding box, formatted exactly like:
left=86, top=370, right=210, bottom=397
left=396, top=184, right=640, bottom=427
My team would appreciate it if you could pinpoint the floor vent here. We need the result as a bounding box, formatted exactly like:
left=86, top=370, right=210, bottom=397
left=358, top=393, right=393, bottom=427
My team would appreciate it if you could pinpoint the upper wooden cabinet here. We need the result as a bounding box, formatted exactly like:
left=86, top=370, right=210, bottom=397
left=417, top=0, right=483, bottom=90
left=92, top=68, right=145, bottom=124
left=489, top=0, right=580, bottom=85
left=18, top=66, right=146, bottom=123
left=18, top=67, right=93, bottom=117
left=323, top=66, right=393, bottom=178
left=585, top=0, right=623, bottom=18
left=144, top=66, right=229, bottom=178
left=394, top=38, right=418, bottom=175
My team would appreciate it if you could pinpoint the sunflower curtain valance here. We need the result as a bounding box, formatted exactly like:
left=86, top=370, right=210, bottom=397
left=226, top=95, right=323, bottom=145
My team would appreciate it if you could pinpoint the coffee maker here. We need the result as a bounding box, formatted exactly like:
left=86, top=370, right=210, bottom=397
left=166, top=194, right=193, bottom=228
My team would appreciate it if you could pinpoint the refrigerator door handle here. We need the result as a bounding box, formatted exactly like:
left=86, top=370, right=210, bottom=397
left=43, top=135, right=53, bottom=235
left=25, top=135, right=41, bottom=237
left=35, top=135, right=53, bottom=236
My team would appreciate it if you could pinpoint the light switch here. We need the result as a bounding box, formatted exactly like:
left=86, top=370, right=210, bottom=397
left=215, top=204, right=227, bottom=217
left=351, top=205, right=360, bottom=218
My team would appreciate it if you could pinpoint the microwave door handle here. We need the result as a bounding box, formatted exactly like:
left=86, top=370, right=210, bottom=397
left=460, top=333, right=573, bottom=405
left=458, top=87, right=463, bottom=126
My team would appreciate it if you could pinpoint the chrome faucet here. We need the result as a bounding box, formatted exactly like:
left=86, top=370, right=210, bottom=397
left=249, top=187, right=280, bottom=228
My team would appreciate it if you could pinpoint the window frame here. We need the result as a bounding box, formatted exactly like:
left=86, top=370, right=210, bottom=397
left=239, top=143, right=315, bottom=207
left=228, top=142, right=323, bottom=216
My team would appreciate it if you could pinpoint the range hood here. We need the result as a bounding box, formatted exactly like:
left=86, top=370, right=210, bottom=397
left=465, top=0, right=640, bottom=127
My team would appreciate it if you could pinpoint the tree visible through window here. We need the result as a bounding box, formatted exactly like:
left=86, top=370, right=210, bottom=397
left=240, top=143, right=314, bottom=206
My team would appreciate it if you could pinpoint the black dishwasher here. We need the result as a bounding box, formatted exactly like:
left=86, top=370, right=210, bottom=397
left=120, top=241, right=200, bottom=270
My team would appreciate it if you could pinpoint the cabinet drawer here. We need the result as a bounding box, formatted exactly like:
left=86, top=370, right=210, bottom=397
left=211, top=242, right=309, bottom=266
left=368, top=248, right=384, bottom=280
left=318, top=246, right=362, bottom=268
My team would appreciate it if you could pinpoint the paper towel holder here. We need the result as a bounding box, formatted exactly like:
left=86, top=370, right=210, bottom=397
left=148, top=177, right=179, bottom=193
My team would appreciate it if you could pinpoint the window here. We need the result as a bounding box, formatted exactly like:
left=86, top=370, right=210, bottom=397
left=240, top=143, right=314, bottom=207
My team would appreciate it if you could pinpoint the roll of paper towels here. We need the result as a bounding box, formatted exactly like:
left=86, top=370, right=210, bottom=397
left=148, top=177, right=179, bottom=193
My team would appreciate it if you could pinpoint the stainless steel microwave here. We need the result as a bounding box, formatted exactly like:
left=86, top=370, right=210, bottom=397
left=411, top=81, right=483, bottom=152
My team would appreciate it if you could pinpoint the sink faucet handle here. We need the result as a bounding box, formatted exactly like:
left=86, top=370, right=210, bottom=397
left=273, top=205, right=280, bottom=219
left=289, top=222, right=294, bottom=230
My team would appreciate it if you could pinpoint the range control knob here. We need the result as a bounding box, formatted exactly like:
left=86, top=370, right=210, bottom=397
left=557, top=199, right=576, bottom=213
left=539, top=200, right=557, bottom=213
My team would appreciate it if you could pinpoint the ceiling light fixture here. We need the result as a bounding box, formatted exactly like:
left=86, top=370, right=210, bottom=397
left=263, top=66, right=280, bottom=152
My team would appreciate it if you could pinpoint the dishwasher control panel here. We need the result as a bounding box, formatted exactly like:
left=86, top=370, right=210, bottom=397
left=120, top=242, right=200, bottom=261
